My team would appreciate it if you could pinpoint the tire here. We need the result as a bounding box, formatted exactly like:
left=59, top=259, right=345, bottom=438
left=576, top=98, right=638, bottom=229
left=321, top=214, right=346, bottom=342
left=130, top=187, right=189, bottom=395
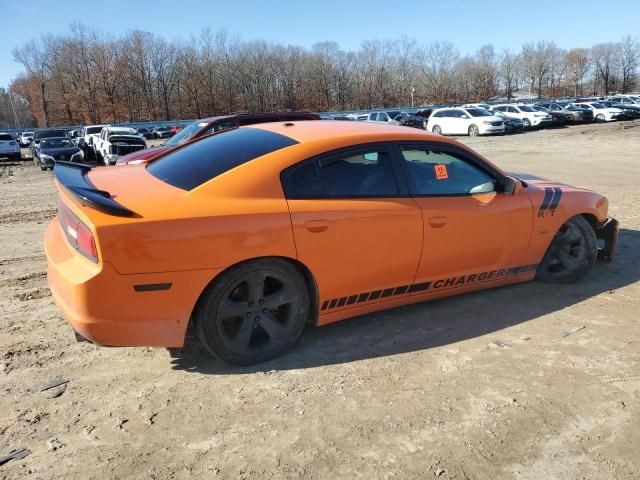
left=523, top=118, right=531, bottom=128
left=536, top=216, right=597, bottom=284
left=432, top=125, right=442, bottom=135
left=468, top=124, right=479, bottom=136
left=195, top=259, right=311, bottom=365
left=596, top=114, right=605, bottom=122
left=40, top=165, right=47, bottom=171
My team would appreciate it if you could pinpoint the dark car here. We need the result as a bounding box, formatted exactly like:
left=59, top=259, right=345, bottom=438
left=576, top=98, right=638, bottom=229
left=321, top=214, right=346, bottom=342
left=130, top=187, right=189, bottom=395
left=536, top=102, right=594, bottom=123
left=532, top=106, right=567, bottom=127
left=392, top=112, right=426, bottom=129
left=116, top=112, right=321, bottom=165
left=599, top=101, right=640, bottom=119
left=31, top=129, right=70, bottom=159
left=137, top=128, right=155, bottom=140
left=152, top=126, right=173, bottom=139
left=413, top=108, right=434, bottom=121
left=35, top=137, right=82, bottom=171
left=490, top=110, right=525, bottom=133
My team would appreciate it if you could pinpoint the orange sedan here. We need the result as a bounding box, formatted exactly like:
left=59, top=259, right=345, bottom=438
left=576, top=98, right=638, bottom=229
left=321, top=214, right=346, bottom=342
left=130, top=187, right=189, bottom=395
left=45, top=121, right=618, bottom=365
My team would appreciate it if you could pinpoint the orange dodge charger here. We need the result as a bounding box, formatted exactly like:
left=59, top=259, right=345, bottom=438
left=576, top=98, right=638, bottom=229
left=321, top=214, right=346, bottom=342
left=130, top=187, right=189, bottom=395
left=45, top=121, right=618, bottom=365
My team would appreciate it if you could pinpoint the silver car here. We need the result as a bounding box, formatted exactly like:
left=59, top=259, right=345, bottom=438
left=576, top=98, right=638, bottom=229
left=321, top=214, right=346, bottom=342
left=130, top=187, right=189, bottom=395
left=0, top=132, right=21, bottom=160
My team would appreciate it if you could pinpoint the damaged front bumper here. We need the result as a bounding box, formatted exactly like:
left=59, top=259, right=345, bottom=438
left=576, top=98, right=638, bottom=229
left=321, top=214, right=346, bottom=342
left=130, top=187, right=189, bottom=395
left=596, top=218, right=619, bottom=262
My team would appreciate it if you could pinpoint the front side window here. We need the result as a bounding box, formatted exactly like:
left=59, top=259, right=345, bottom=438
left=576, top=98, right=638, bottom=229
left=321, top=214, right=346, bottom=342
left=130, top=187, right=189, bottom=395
left=400, top=147, right=495, bottom=196
left=282, top=147, right=398, bottom=198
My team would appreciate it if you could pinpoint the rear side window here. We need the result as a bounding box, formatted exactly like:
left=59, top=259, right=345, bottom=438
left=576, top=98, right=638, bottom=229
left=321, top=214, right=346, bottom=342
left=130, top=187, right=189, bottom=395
left=147, top=127, right=298, bottom=190
left=282, top=147, right=398, bottom=198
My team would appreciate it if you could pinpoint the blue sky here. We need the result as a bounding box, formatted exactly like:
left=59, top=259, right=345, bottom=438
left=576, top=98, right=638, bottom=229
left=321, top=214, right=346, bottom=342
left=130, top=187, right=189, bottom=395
left=1, top=0, right=639, bottom=88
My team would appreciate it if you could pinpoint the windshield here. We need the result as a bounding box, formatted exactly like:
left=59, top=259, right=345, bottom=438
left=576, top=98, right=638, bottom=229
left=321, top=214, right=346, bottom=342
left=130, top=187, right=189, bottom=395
left=466, top=108, right=492, bottom=117
left=110, top=129, right=137, bottom=136
left=36, top=130, right=67, bottom=139
left=86, top=127, right=103, bottom=134
left=165, top=121, right=208, bottom=146
left=591, top=103, right=607, bottom=109
left=41, top=138, right=73, bottom=148
left=517, top=106, right=536, bottom=112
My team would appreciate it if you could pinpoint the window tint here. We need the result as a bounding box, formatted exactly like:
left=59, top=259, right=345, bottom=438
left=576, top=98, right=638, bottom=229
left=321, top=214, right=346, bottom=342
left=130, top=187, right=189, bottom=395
left=318, top=150, right=397, bottom=196
left=148, top=127, right=298, bottom=191
left=282, top=147, right=398, bottom=198
left=0, top=133, right=14, bottom=141
left=400, top=147, right=495, bottom=195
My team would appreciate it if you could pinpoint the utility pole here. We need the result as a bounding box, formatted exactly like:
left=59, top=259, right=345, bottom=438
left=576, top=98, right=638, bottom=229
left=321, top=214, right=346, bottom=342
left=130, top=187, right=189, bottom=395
left=8, top=90, right=20, bottom=129
left=411, top=86, right=415, bottom=108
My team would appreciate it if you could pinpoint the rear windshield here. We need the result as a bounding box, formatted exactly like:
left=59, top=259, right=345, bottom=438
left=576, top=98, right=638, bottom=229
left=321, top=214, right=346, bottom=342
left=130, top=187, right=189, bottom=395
left=35, top=130, right=68, bottom=139
left=147, top=127, right=298, bottom=190
left=0, top=134, right=14, bottom=141
left=86, top=127, right=103, bottom=134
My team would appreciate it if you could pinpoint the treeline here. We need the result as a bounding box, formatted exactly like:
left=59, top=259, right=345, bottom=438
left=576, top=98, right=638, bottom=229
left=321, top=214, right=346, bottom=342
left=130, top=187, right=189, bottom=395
left=8, top=23, right=640, bottom=128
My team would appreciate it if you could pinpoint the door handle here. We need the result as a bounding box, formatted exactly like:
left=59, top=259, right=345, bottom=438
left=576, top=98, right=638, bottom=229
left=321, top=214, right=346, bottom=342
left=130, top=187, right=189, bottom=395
left=304, top=219, right=329, bottom=233
left=429, top=216, right=447, bottom=228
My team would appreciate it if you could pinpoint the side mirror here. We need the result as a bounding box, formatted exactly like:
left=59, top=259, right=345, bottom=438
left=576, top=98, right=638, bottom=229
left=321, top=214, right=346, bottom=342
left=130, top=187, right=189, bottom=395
left=503, top=176, right=523, bottom=195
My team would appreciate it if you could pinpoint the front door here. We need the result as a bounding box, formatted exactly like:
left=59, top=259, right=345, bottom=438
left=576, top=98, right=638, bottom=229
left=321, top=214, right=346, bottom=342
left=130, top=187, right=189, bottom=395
left=395, top=143, right=534, bottom=292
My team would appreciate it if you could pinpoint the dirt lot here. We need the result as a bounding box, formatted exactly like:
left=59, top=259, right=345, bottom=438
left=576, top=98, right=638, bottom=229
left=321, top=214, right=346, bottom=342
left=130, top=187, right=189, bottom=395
left=1, top=121, right=639, bottom=479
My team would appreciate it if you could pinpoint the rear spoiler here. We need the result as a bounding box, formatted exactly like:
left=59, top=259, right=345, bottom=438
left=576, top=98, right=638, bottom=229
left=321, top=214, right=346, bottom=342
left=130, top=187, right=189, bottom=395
left=54, top=162, right=136, bottom=217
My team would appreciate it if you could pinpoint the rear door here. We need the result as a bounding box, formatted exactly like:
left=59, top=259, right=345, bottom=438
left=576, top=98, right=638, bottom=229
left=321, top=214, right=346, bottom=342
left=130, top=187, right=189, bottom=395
left=282, top=143, right=423, bottom=315
left=395, top=142, right=534, bottom=289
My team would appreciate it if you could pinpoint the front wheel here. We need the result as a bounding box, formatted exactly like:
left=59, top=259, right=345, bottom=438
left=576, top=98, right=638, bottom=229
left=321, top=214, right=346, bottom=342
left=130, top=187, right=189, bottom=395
left=596, top=113, right=605, bottom=122
left=523, top=118, right=531, bottom=128
left=195, top=259, right=310, bottom=365
left=468, top=124, right=479, bottom=136
left=536, top=216, right=597, bottom=284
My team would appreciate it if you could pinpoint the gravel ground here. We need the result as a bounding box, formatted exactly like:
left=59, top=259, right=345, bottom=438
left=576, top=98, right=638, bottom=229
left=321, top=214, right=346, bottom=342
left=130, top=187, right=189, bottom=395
left=1, top=121, right=639, bottom=479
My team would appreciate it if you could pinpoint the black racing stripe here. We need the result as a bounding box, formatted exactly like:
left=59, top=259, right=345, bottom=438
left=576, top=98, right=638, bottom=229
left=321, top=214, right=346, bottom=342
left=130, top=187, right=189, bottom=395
left=337, top=297, right=347, bottom=307
left=357, top=293, right=369, bottom=303
left=329, top=298, right=338, bottom=308
left=409, top=282, right=431, bottom=293
left=381, top=288, right=395, bottom=298
left=539, top=187, right=554, bottom=211
left=133, top=283, right=172, bottom=292
left=515, top=264, right=539, bottom=273
left=369, top=290, right=382, bottom=300
left=394, top=285, right=409, bottom=295
left=321, top=300, right=329, bottom=311
left=347, top=295, right=358, bottom=305
left=549, top=187, right=563, bottom=210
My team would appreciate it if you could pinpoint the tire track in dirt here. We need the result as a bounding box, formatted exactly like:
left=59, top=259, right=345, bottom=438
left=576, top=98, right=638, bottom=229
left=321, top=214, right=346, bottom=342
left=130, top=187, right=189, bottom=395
left=0, top=208, right=56, bottom=224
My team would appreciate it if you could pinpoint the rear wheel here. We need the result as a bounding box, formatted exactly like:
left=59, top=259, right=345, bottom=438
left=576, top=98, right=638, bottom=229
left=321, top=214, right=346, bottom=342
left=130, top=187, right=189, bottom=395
left=536, top=216, right=597, bottom=284
left=432, top=125, right=442, bottom=135
left=523, top=118, right=531, bottom=128
left=195, top=259, right=310, bottom=365
left=468, top=124, right=479, bottom=136
left=596, top=113, right=605, bottom=122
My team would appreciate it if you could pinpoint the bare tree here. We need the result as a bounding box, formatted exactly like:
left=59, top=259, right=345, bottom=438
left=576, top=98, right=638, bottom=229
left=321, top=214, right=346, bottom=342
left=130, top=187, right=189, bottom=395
left=620, top=35, right=639, bottom=93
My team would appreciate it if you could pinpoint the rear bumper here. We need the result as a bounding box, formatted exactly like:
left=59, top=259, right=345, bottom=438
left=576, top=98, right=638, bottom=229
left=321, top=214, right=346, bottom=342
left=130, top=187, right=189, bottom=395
left=596, top=218, right=619, bottom=262
left=45, top=218, right=222, bottom=347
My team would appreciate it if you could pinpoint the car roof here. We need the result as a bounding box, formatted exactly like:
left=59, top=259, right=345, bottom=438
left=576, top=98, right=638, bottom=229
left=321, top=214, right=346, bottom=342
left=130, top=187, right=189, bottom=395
left=244, top=120, right=451, bottom=145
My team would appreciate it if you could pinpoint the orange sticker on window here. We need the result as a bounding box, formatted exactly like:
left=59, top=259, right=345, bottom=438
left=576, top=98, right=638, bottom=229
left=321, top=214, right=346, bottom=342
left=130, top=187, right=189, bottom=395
left=434, top=164, right=448, bottom=180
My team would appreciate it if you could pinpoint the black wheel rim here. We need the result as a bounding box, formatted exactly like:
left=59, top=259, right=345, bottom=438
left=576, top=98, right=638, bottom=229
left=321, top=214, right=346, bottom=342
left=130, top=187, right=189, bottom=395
left=539, top=223, right=586, bottom=277
left=215, top=270, right=299, bottom=355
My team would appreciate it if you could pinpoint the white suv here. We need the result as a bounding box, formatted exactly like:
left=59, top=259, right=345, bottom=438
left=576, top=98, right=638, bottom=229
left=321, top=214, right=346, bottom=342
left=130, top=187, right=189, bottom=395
left=491, top=104, right=552, bottom=127
left=426, top=107, right=505, bottom=136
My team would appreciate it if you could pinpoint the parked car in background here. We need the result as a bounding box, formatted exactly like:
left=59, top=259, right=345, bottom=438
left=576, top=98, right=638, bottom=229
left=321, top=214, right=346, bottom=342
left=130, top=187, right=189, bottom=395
left=169, top=124, right=183, bottom=135
left=116, top=112, right=321, bottom=165
left=93, top=127, right=147, bottom=165
left=606, top=95, right=640, bottom=106
left=535, top=102, right=594, bottom=123
left=427, top=107, right=504, bottom=136
left=152, top=126, right=173, bottom=139
left=0, top=132, right=21, bottom=160
left=34, top=137, right=83, bottom=171
left=392, top=112, right=426, bottom=129
left=77, top=125, right=106, bottom=160
left=137, top=127, right=155, bottom=140
left=414, top=108, right=434, bottom=122
left=462, top=103, right=492, bottom=110
left=492, top=104, right=552, bottom=128
left=366, top=111, right=402, bottom=124
left=572, top=102, right=624, bottom=122
left=531, top=106, right=567, bottom=127
left=31, top=128, right=70, bottom=159
left=599, top=100, right=640, bottom=119
left=19, top=131, right=34, bottom=147
left=490, top=110, right=525, bottom=132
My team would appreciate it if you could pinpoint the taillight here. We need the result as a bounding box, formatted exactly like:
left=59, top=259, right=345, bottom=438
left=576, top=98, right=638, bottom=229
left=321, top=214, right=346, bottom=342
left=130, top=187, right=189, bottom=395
left=57, top=197, right=98, bottom=262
